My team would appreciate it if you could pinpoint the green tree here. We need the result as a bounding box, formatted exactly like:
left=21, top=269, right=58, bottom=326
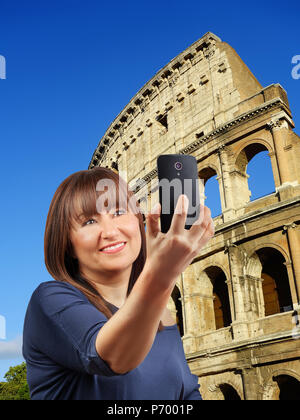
left=0, top=362, right=30, bottom=400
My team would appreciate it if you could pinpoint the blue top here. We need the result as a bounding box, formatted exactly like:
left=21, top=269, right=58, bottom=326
left=22, top=281, right=202, bottom=400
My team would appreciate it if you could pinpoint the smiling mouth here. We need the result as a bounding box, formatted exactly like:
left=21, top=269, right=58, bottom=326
left=100, top=242, right=126, bottom=253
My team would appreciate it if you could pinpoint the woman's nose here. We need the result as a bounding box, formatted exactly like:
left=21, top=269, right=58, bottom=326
left=99, top=215, right=119, bottom=237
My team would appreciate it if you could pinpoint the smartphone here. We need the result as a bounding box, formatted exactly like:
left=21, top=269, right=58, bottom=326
left=157, top=154, right=201, bottom=233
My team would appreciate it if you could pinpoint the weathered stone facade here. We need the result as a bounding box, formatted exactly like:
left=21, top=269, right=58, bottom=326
left=89, top=32, right=300, bottom=400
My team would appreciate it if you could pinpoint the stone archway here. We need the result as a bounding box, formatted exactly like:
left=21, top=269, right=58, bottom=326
left=247, top=246, right=293, bottom=317
left=274, top=375, right=300, bottom=400
left=219, top=383, right=241, bottom=400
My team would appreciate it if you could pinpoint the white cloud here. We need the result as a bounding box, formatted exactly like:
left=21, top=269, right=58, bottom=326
left=0, top=336, right=23, bottom=360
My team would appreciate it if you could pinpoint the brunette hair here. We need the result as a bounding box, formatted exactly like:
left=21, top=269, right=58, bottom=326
left=44, top=167, right=164, bottom=331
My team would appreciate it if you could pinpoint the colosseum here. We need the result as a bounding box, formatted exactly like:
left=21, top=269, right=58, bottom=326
left=89, top=32, right=300, bottom=400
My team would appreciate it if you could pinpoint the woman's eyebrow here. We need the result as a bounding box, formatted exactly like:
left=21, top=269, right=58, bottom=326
left=76, top=202, right=128, bottom=219
left=77, top=212, right=98, bottom=219
left=74, top=213, right=94, bottom=224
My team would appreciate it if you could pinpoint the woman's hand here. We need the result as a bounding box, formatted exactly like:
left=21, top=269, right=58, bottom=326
left=145, top=195, right=214, bottom=291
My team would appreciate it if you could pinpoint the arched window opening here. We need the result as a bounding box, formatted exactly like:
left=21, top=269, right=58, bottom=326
left=262, top=273, right=280, bottom=316
left=212, top=274, right=232, bottom=330
left=219, top=384, right=241, bottom=400
left=111, top=161, right=119, bottom=173
left=213, top=294, right=224, bottom=330
left=274, top=375, right=300, bottom=401
left=246, top=149, right=275, bottom=201
left=199, top=167, right=222, bottom=218
left=235, top=143, right=275, bottom=208
left=203, top=267, right=231, bottom=332
left=257, top=248, right=293, bottom=316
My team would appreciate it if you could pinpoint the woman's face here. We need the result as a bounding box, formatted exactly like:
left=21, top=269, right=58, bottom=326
left=69, top=202, right=142, bottom=281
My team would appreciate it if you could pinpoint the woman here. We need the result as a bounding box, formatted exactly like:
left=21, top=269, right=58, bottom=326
left=22, top=167, right=214, bottom=400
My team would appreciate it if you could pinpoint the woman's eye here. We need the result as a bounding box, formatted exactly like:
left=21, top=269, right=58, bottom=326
left=84, top=218, right=96, bottom=226
left=83, top=210, right=125, bottom=226
left=115, top=209, right=126, bottom=216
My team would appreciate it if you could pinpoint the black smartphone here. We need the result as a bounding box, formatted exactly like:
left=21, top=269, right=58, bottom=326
left=157, top=154, right=201, bottom=233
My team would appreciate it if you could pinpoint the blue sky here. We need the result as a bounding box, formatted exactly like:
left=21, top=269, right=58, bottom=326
left=0, top=0, right=299, bottom=381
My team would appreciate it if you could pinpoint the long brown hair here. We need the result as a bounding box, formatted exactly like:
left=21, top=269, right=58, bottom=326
left=44, top=167, right=164, bottom=332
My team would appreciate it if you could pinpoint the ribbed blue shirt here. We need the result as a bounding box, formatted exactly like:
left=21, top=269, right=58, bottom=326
left=22, top=281, right=202, bottom=400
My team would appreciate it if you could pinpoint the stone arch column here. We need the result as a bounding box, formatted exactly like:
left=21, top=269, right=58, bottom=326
left=266, top=118, right=292, bottom=186
left=230, top=149, right=251, bottom=210
left=181, top=264, right=207, bottom=336
left=283, top=223, right=300, bottom=307
left=217, top=144, right=237, bottom=222
left=239, top=368, right=260, bottom=400
left=246, top=252, right=265, bottom=319
left=226, top=244, right=267, bottom=340
left=262, top=382, right=280, bottom=400
left=224, top=243, right=247, bottom=322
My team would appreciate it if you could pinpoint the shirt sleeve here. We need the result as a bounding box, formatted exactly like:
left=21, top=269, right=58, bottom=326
left=24, top=281, right=129, bottom=377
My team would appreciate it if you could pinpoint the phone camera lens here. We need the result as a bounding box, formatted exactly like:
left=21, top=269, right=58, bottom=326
left=174, top=162, right=182, bottom=170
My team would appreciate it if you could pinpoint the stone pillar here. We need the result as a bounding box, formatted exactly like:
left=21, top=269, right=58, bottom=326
left=217, top=145, right=236, bottom=222
left=262, top=381, right=280, bottom=400
left=283, top=261, right=298, bottom=308
left=222, top=145, right=252, bottom=218
left=224, top=244, right=242, bottom=321
left=225, top=277, right=235, bottom=324
left=283, top=222, right=300, bottom=307
left=181, top=266, right=198, bottom=353
left=195, top=269, right=217, bottom=333
left=267, top=119, right=292, bottom=187
left=239, top=368, right=260, bottom=400
left=182, top=293, right=207, bottom=335
left=242, top=275, right=265, bottom=320
left=225, top=244, right=256, bottom=340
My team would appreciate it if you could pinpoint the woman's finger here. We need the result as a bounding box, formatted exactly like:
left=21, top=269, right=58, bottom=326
left=194, top=219, right=215, bottom=252
left=188, top=204, right=211, bottom=239
left=169, top=194, right=189, bottom=235
left=145, top=203, right=161, bottom=238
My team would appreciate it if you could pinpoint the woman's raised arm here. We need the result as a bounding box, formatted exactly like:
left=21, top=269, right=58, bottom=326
left=95, top=194, right=214, bottom=374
